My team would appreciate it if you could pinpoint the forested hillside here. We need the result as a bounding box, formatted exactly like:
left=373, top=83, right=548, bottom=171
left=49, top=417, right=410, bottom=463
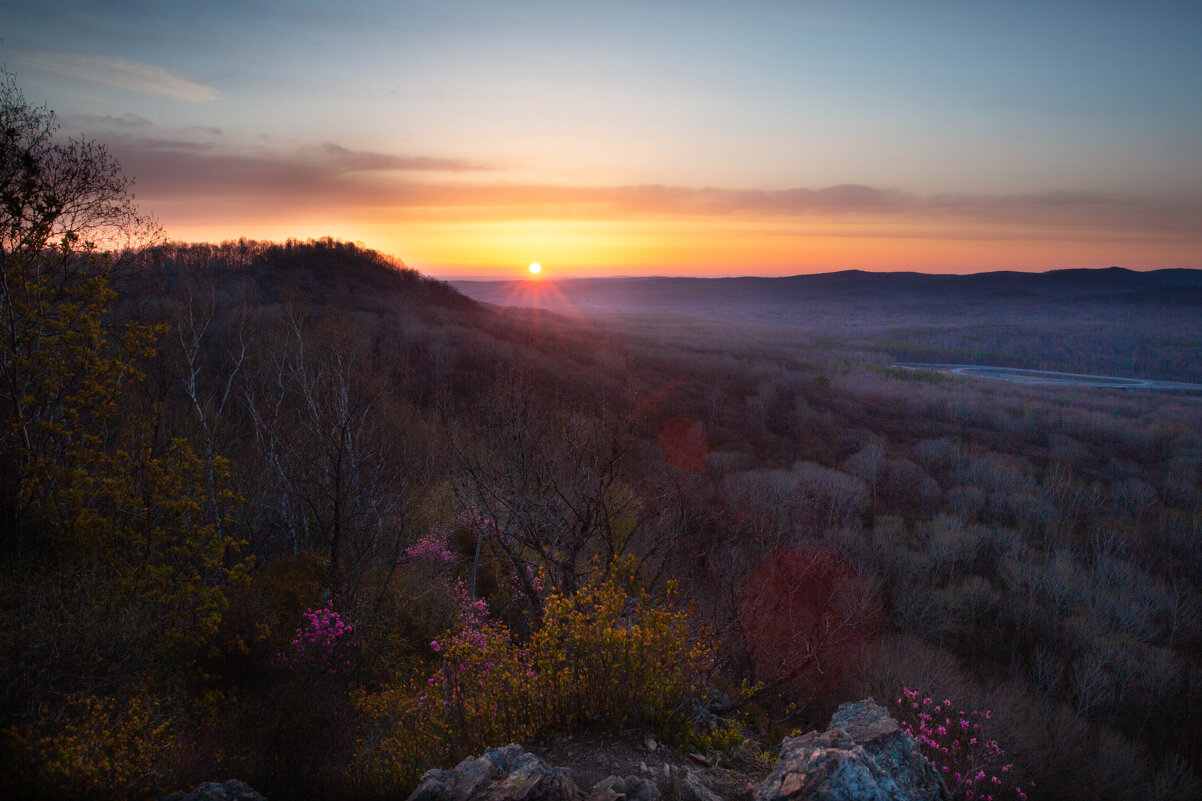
left=2, top=74, right=1200, bottom=801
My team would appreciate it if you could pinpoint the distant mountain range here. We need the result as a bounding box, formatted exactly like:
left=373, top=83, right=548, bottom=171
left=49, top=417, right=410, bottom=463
left=451, top=268, right=1202, bottom=329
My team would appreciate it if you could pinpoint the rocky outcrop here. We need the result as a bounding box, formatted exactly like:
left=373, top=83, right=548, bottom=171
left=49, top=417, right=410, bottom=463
left=408, top=744, right=580, bottom=801
left=405, top=702, right=945, bottom=801
left=158, top=780, right=267, bottom=801
left=186, top=699, right=940, bottom=801
left=406, top=745, right=734, bottom=801
left=755, top=700, right=949, bottom=801
left=827, top=701, right=948, bottom=801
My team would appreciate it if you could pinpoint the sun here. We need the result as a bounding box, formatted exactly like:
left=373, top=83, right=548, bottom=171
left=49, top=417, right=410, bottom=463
left=528, top=262, right=542, bottom=275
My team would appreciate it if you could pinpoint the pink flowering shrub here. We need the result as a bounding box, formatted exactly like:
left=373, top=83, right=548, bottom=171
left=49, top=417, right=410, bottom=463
left=424, top=586, right=538, bottom=752
left=402, top=531, right=455, bottom=564
left=276, top=601, right=354, bottom=675
left=894, top=687, right=1030, bottom=801
left=452, top=508, right=499, bottom=537
left=400, top=509, right=500, bottom=567
left=450, top=579, right=490, bottom=630
left=507, top=563, right=546, bottom=602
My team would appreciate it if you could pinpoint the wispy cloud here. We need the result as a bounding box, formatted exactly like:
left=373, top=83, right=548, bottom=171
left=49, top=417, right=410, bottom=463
left=317, top=143, right=492, bottom=172
left=10, top=48, right=219, bottom=103
left=60, top=112, right=154, bottom=130
left=106, top=136, right=1202, bottom=239
left=108, top=135, right=498, bottom=197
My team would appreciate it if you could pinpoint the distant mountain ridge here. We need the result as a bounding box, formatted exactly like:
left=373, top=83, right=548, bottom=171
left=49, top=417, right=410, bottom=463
left=452, top=267, right=1202, bottom=324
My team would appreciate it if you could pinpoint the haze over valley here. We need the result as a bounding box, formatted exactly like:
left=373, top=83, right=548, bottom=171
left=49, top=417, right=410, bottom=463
left=455, top=268, right=1202, bottom=385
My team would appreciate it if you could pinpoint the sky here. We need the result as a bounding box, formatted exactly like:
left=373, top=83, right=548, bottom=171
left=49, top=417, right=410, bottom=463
left=3, top=0, right=1201, bottom=278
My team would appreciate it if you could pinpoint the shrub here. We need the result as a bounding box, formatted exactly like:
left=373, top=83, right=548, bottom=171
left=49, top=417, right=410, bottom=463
left=893, top=687, right=1029, bottom=801
left=529, top=569, right=715, bottom=740
left=275, top=601, right=354, bottom=675
left=3, top=693, right=180, bottom=800
left=739, top=548, right=880, bottom=701
left=353, top=564, right=718, bottom=793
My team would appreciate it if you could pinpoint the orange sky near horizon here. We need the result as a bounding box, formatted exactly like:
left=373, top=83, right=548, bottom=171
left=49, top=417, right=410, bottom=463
left=14, top=2, right=1200, bottom=279
left=160, top=212, right=1200, bottom=279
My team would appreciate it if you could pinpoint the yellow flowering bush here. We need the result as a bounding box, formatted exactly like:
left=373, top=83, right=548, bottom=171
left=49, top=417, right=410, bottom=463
left=353, top=565, right=719, bottom=794
left=4, top=693, right=179, bottom=800
left=530, top=574, right=714, bottom=739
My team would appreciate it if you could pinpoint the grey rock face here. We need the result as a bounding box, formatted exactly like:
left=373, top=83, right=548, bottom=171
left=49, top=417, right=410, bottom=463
left=407, top=744, right=581, bottom=801
left=589, top=766, right=726, bottom=801
left=828, top=700, right=948, bottom=801
left=755, top=700, right=949, bottom=801
left=588, top=775, right=662, bottom=801
left=658, top=764, right=721, bottom=801
left=158, top=780, right=267, bottom=801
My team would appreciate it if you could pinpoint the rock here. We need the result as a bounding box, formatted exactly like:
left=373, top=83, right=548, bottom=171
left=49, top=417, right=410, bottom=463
left=406, top=699, right=941, bottom=801
left=407, top=744, right=580, bottom=801
left=757, top=728, right=901, bottom=801
left=754, top=700, right=948, bottom=801
left=588, top=775, right=662, bottom=801
left=828, top=700, right=948, bottom=801
left=661, top=767, right=725, bottom=801
left=158, top=780, right=266, bottom=801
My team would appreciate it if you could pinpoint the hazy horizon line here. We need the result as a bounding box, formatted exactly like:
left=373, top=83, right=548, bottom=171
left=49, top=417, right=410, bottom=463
left=432, top=264, right=1197, bottom=282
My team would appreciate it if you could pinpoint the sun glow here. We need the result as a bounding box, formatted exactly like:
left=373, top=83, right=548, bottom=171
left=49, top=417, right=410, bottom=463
left=528, top=262, right=542, bottom=275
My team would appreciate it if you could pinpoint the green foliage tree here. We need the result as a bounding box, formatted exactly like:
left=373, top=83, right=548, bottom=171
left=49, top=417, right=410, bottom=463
left=0, top=67, right=157, bottom=548
left=0, top=71, right=250, bottom=799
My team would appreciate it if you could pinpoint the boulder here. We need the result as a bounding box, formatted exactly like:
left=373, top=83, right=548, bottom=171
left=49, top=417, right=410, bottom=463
left=661, top=767, right=725, bottom=801
left=589, top=766, right=725, bottom=801
left=588, top=775, right=661, bottom=801
left=828, top=700, right=948, bottom=801
left=407, top=744, right=581, bottom=801
left=158, top=780, right=267, bottom=801
left=755, top=700, right=948, bottom=801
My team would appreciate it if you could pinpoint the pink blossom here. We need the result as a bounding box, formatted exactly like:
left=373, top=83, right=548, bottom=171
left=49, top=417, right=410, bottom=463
left=404, top=532, right=455, bottom=564
left=277, top=601, right=353, bottom=676
left=896, top=686, right=1028, bottom=801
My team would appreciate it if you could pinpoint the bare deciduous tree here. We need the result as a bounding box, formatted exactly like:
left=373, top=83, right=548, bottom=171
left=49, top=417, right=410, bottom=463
left=244, top=310, right=404, bottom=588
left=449, top=374, right=659, bottom=613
